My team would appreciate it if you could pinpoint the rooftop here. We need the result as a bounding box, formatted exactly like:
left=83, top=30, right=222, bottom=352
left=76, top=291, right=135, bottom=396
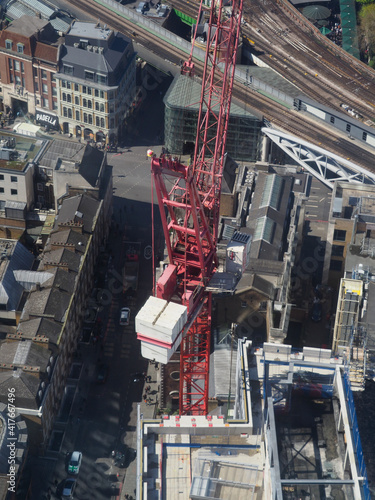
left=68, top=21, right=113, bottom=41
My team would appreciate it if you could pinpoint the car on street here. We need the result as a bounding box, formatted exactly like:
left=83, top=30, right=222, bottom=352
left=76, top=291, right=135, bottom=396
left=97, top=363, right=109, bottom=384
left=311, top=300, right=322, bottom=322
left=62, top=478, right=76, bottom=498
left=67, top=451, right=82, bottom=474
left=119, top=307, right=130, bottom=326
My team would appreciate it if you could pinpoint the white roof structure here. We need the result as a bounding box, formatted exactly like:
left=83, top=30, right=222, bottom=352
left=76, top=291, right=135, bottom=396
left=13, top=122, right=40, bottom=137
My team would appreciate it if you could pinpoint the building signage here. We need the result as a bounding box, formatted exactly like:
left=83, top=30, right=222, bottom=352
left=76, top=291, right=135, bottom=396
left=36, top=111, right=59, bottom=129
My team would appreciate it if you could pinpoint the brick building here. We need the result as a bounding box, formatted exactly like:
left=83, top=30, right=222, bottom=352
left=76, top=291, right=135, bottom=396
left=0, top=16, right=60, bottom=126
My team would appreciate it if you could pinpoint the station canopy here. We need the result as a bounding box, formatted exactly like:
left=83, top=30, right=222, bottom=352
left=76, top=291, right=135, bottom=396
left=302, top=5, right=331, bottom=20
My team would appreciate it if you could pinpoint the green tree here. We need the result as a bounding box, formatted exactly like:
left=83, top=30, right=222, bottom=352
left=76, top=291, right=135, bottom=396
left=357, top=0, right=375, bottom=4
left=358, top=4, right=375, bottom=61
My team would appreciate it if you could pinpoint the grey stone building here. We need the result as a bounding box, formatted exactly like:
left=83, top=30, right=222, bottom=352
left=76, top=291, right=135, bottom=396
left=55, top=21, right=136, bottom=143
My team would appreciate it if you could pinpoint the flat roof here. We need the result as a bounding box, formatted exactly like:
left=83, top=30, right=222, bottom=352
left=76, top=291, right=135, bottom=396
left=68, top=21, right=112, bottom=41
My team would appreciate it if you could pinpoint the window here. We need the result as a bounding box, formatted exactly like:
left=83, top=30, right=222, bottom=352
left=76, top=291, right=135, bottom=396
left=10, top=189, right=17, bottom=195
left=82, top=86, right=87, bottom=94
left=87, top=100, right=92, bottom=109
left=75, top=110, right=80, bottom=121
left=17, top=43, right=24, bottom=54
left=37, top=183, right=43, bottom=191
left=330, top=260, right=342, bottom=272
left=363, top=132, right=367, bottom=141
left=8, top=59, right=12, bottom=70
left=109, top=104, right=114, bottom=113
left=10, top=74, right=13, bottom=83
left=62, top=92, right=66, bottom=102
left=42, top=83, right=48, bottom=94
left=53, top=100, right=58, bottom=110
left=15, top=75, right=21, bottom=85
left=330, top=116, right=335, bottom=124
left=5, top=40, right=12, bottom=50
left=0, top=175, right=4, bottom=180
left=34, top=81, right=38, bottom=92
left=61, top=80, right=66, bottom=88
left=333, top=229, right=346, bottom=241
left=100, top=103, right=104, bottom=112
left=63, top=107, right=68, bottom=117
left=0, top=188, right=4, bottom=194
left=52, top=86, right=57, bottom=96
left=14, top=60, right=20, bottom=71
left=33, top=67, right=37, bottom=77
left=74, top=83, right=79, bottom=91
left=95, top=102, right=99, bottom=111
left=97, top=74, right=107, bottom=85
left=21, top=62, right=24, bottom=73
left=346, top=124, right=351, bottom=133
left=83, top=98, right=87, bottom=108
left=38, top=195, right=44, bottom=204
left=22, top=77, right=25, bottom=87
left=63, top=65, right=73, bottom=75
left=85, top=70, right=94, bottom=81
left=75, top=96, right=79, bottom=105
left=331, top=244, right=344, bottom=257
left=83, top=113, right=88, bottom=123
left=10, top=176, right=17, bottom=182
left=41, top=69, right=47, bottom=79
left=88, top=114, right=92, bottom=124
left=94, top=89, right=104, bottom=98
left=96, top=116, right=100, bottom=126
left=43, top=97, right=49, bottom=108
left=66, top=94, right=71, bottom=103
left=101, top=118, right=105, bottom=127
left=66, top=81, right=71, bottom=90
left=87, top=87, right=92, bottom=95
left=68, top=108, right=72, bottom=119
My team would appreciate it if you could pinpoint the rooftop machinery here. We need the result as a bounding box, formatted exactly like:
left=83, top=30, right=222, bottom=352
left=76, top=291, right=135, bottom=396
left=136, top=0, right=243, bottom=415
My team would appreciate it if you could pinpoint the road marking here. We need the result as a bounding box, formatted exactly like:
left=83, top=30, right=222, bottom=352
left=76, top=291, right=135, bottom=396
left=319, top=197, right=325, bottom=202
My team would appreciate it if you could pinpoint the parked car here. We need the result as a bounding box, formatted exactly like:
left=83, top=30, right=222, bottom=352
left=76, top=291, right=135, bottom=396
left=119, top=307, right=130, bottom=326
left=68, top=451, right=82, bottom=475
left=311, top=300, right=322, bottom=322
left=97, top=363, right=109, bottom=384
left=62, top=478, right=76, bottom=498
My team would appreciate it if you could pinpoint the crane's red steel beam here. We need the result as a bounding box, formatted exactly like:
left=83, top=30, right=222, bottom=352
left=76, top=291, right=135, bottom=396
left=150, top=0, right=243, bottom=416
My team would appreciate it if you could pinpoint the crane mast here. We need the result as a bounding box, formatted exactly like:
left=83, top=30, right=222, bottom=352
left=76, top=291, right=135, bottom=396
left=150, top=0, right=243, bottom=415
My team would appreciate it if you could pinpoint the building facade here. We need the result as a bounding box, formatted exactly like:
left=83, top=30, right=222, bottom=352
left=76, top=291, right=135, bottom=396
left=0, top=16, right=59, bottom=123
left=55, top=21, right=136, bottom=143
left=164, top=75, right=262, bottom=161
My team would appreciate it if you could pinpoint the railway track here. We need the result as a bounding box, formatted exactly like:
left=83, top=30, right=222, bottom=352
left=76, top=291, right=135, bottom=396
left=66, top=0, right=375, bottom=173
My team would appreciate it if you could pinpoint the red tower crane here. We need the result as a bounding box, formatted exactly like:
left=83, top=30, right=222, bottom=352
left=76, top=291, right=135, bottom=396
left=149, top=0, right=243, bottom=415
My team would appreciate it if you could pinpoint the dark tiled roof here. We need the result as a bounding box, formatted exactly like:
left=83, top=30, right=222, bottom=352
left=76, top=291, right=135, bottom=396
left=0, top=370, right=40, bottom=409
left=23, top=287, right=71, bottom=322
left=16, top=317, right=62, bottom=345
left=34, top=41, right=58, bottom=63
left=42, top=247, right=81, bottom=273
left=57, top=194, right=100, bottom=233
left=0, top=340, right=50, bottom=372
left=49, top=229, right=89, bottom=253
left=43, top=267, right=76, bottom=293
